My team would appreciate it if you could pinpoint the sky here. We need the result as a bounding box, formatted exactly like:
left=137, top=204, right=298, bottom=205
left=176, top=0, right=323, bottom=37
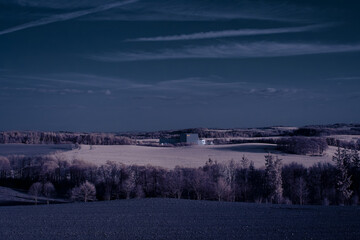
left=0, top=0, right=359, bottom=132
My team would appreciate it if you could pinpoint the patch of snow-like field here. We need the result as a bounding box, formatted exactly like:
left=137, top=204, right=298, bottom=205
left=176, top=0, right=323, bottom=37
left=58, top=143, right=335, bottom=169
left=328, top=135, right=360, bottom=142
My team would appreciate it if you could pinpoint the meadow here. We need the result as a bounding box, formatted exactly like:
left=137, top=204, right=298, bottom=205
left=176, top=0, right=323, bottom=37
left=0, top=142, right=335, bottom=169
left=58, top=143, right=335, bottom=168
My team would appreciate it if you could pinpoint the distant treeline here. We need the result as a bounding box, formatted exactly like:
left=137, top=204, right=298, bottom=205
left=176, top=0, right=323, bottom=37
left=326, top=137, right=360, bottom=149
left=277, top=137, right=328, bottom=155
left=213, top=137, right=330, bottom=155
left=0, top=147, right=359, bottom=206
left=124, top=127, right=294, bottom=140
left=126, top=123, right=360, bottom=139
left=1, top=123, right=359, bottom=147
left=0, top=132, right=134, bottom=145
left=293, top=123, right=360, bottom=136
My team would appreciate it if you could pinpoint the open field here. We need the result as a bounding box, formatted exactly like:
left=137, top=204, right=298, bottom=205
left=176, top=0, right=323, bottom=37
left=0, top=144, right=72, bottom=156
left=0, top=198, right=359, bottom=240
left=58, top=143, right=335, bottom=168
left=328, top=135, right=360, bottom=142
left=0, top=142, right=336, bottom=168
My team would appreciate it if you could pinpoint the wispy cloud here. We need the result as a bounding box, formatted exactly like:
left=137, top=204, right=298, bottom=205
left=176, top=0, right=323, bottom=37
left=13, top=0, right=119, bottom=9
left=1, top=73, right=302, bottom=100
left=19, top=73, right=129, bottom=88
left=0, top=73, right=126, bottom=96
left=121, top=77, right=302, bottom=100
left=84, top=0, right=314, bottom=22
left=89, top=42, right=360, bottom=62
left=327, top=76, right=360, bottom=81
left=128, top=24, right=330, bottom=42
left=0, top=86, right=86, bottom=95
left=0, top=0, right=138, bottom=36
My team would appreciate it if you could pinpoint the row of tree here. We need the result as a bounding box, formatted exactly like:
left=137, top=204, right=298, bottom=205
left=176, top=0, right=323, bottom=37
left=0, top=148, right=359, bottom=205
left=326, top=137, right=360, bottom=150
left=0, top=131, right=133, bottom=145
left=277, top=137, right=328, bottom=155
left=293, top=124, right=360, bottom=136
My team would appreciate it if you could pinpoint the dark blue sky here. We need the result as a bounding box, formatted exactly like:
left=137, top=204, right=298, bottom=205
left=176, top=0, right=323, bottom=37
left=0, top=0, right=359, bottom=132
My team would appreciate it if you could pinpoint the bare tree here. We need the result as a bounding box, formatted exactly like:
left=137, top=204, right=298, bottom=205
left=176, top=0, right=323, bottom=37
left=265, top=154, right=283, bottom=203
left=70, top=159, right=97, bottom=185
left=0, top=156, right=10, bottom=179
left=166, top=167, right=184, bottom=199
left=237, top=159, right=251, bottom=202
left=294, top=177, right=308, bottom=205
left=97, top=161, right=123, bottom=200
left=123, top=171, right=136, bottom=199
left=71, top=181, right=96, bottom=202
left=29, top=182, right=42, bottom=205
left=136, top=185, right=145, bottom=199
left=220, top=160, right=238, bottom=201
left=240, top=155, right=250, bottom=169
left=333, top=147, right=353, bottom=204
left=43, top=182, right=55, bottom=205
left=41, top=159, right=59, bottom=182
left=190, top=169, right=210, bottom=200
left=351, top=149, right=360, bottom=168
left=214, top=177, right=231, bottom=201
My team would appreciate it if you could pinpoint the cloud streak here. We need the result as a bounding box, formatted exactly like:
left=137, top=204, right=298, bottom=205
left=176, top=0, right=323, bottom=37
left=89, top=42, right=360, bottom=62
left=128, top=24, right=330, bottom=42
left=0, top=0, right=138, bottom=36
left=1, top=73, right=301, bottom=100
left=327, top=77, right=360, bottom=81
left=12, top=0, right=119, bottom=9
left=83, top=0, right=314, bottom=22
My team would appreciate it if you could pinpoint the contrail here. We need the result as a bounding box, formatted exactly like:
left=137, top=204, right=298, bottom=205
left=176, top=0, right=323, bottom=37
left=0, top=0, right=138, bottom=36
left=128, top=24, right=331, bottom=42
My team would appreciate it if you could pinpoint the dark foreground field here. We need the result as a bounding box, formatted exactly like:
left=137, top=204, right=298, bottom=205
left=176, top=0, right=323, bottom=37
left=0, top=199, right=359, bottom=240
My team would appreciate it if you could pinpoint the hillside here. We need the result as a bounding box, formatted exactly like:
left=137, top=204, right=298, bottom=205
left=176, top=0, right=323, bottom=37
left=0, top=199, right=359, bottom=240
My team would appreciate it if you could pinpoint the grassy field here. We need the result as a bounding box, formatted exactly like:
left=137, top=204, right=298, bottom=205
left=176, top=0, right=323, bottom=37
left=59, top=143, right=335, bottom=168
left=0, top=142, right=336, bottom=168
left=0, top=198, right=359, bottom=240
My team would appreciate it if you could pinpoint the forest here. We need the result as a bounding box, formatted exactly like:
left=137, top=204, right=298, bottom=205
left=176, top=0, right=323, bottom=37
left=0, top=146, right=359, bottom=206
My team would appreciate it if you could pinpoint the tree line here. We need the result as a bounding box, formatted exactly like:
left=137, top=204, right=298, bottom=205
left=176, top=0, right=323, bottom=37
left=0, top=131, right=134, bottom=145
left=0, top=147, right=359, bottom=205
left=216, top=137, right=331, bottom=156
left=293, top=124, right=360, bottom=137
left=277, top=137, right=328, bottom=155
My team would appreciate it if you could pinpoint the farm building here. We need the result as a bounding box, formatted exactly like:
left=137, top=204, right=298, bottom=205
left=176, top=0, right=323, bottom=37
left=160, top=133, right=205, bottom=145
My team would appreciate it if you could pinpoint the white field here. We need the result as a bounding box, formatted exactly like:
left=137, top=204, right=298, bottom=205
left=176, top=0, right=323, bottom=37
left=58, top=143, right=336, bottom=169
left=328, top=135, right=360, bottom=142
